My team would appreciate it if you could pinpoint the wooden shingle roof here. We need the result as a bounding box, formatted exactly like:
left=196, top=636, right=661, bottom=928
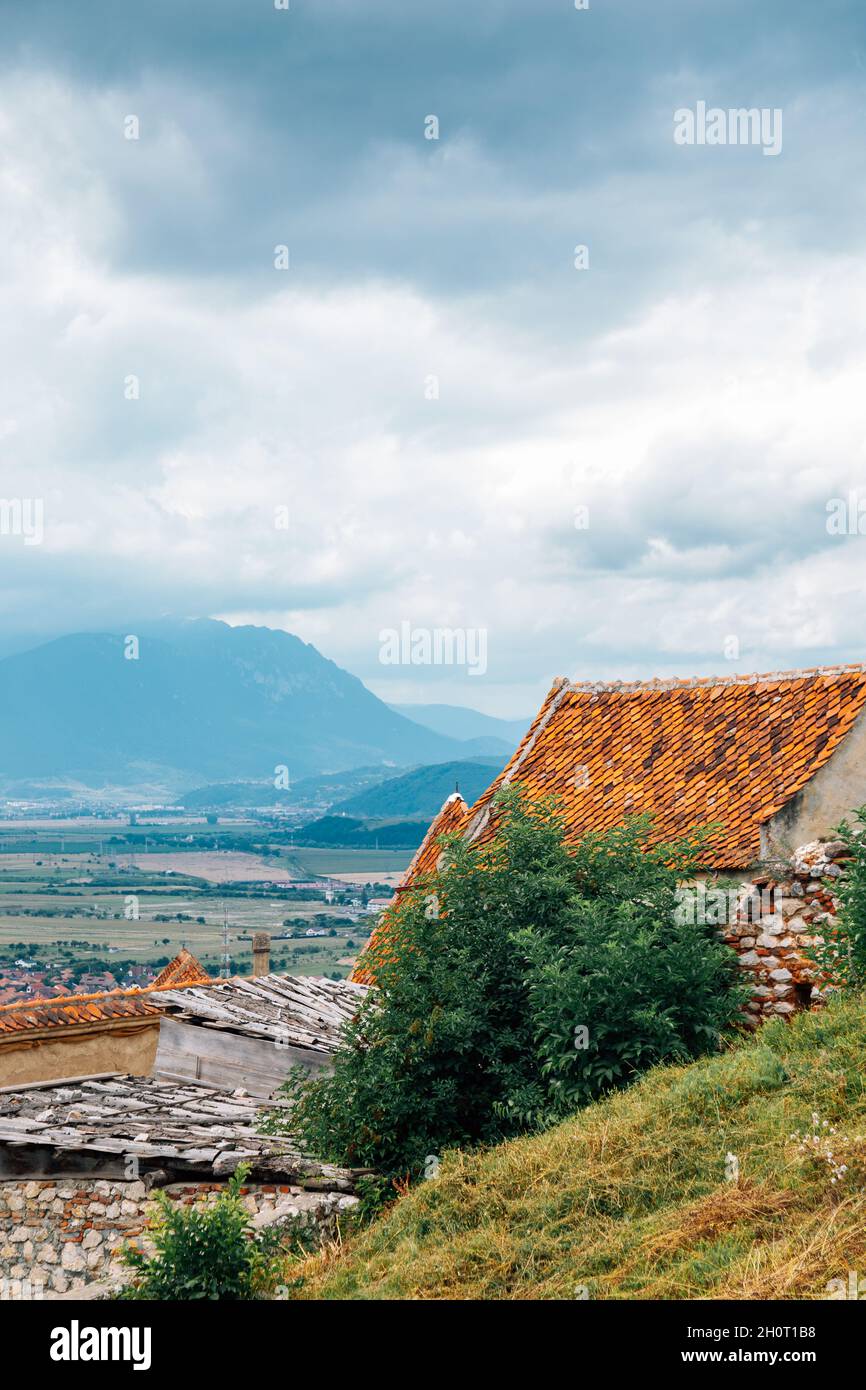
left=150, top=972, right=368, bottom=1053
left=0, top=1074, right=363, bottom=1186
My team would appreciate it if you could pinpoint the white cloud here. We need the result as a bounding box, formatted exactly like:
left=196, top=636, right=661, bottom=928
left=2, top=66, right=866, bottom=716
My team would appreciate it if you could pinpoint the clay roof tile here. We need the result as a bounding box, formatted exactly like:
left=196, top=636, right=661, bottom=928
left=0, top=949, right=215, bottom=1036
left=462, top=664, right=866, bottom=870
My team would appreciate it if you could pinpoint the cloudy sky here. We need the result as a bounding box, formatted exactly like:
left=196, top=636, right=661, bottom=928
left=1, top=0, right=865, bottom=717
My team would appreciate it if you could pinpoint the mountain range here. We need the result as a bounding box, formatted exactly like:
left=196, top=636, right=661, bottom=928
left=0, top=620, right=523, bottom=801
left=388, top=703, right=529, bottom=748
left=177, top=766, right=395, bottom=811
left=326, top=756, right=502, bottom=821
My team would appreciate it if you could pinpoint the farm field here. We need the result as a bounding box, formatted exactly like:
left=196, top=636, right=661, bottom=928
left=327, top=870, right=405, bottom=888
left=282, top=847, right=412, bottom=876
left=0, top=913, right=371, bottom=980
left=120, top=851, right=297, bottom=882
left=0, top=830, right=393, bottom=994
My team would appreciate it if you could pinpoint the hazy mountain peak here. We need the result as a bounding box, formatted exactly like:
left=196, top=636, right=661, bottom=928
left=0, top=623, right=472, bottom=800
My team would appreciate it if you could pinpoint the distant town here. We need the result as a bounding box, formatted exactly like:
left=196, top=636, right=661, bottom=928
left=0, top=800, right=402, bottom=1003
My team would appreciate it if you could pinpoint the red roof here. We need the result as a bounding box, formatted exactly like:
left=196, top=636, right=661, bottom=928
left=464, top=666, right=866, bottom=869
left=350, top=793, right=469, bottom=985
left=151, top=948, right=211, bottom=988
left=0, top=950, right=216, bottom=1037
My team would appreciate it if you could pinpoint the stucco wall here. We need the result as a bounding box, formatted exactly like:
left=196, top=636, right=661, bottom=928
left=0, top=1022, right=159, bottom=1089
left=764, top=706, right=866, bottom=857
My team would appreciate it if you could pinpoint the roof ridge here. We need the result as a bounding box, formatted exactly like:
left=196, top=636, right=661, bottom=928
left=562, top=663, right=866, bottom=694
left=0, top=985, right=150, bottom=1013
left=0, top=976, right=222, bottom=1015
left=151, top=946, right=212, bottom=989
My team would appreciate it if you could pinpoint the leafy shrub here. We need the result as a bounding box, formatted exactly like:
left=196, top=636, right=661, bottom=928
left=121, top=1167, right=283, bottom=1301
left=276, top=788, right=747, bottom=1179
left=345, top=1173, right=398, bottom=1226
left=806, top=811, right=866, bottom=989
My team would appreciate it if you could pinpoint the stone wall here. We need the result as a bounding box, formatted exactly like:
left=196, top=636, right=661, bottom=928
left=0, top=1177, right=357, bottom=1299
left=723, top=838, right=849, bottom=1028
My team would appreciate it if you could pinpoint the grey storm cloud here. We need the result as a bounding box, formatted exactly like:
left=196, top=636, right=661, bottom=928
left=4, top=0, right=865, bottom=298
left=1, top=0, right=866, bottom=709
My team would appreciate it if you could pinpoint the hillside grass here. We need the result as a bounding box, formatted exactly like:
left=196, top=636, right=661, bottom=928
left=291, top=996, right=866, bottom=1300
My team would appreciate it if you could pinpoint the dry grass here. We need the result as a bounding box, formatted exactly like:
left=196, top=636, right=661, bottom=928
left=289, top=996, right=866, bottom=1300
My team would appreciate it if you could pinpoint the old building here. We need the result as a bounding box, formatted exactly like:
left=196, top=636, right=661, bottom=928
left=0, top=947, right=366, bottom=1092
left=0, top=956, right=370, bottom=1296
left=353, top=666, right=866, bottom=1015
left=0, top=949, right=211, bottom=1088
left=149, top=971, right=369, bottom=1096
left=0, top=1073, right=364, bottom=1297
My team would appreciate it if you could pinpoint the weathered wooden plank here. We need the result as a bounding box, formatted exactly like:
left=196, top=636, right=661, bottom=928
left=0, top=1067, right=359, bottom=1187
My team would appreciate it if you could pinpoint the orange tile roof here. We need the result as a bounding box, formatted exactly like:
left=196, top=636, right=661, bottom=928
left=152, top=948, right=211, bottom=988
left=350, top=793, right=469, bottom=985
left=0, top=988, right=160, bottom=1036
left=397, top=791, right=471, bottom=886
left=463, top=666, right=866, bottom=869
left=0, top=951, right=215, bottom=1037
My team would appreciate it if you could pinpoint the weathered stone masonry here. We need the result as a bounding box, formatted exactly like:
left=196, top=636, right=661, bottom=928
left=0, top=1178, right=357, bottom=1298
left=0, top=1072, right=365, bottom=1297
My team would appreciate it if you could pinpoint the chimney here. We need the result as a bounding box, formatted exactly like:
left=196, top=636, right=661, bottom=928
left=252, top=932, right=271, bottom=978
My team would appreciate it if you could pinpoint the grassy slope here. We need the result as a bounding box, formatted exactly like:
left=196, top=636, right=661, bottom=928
left=294, top=997, right=866, bottom=1300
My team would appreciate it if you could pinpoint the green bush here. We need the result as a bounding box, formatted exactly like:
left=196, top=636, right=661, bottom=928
left=275, top=788, right=747, bottom=1179
left=121, top=1167, right=282, bottom=1301
left=807, top=810, right=866, bottom=989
